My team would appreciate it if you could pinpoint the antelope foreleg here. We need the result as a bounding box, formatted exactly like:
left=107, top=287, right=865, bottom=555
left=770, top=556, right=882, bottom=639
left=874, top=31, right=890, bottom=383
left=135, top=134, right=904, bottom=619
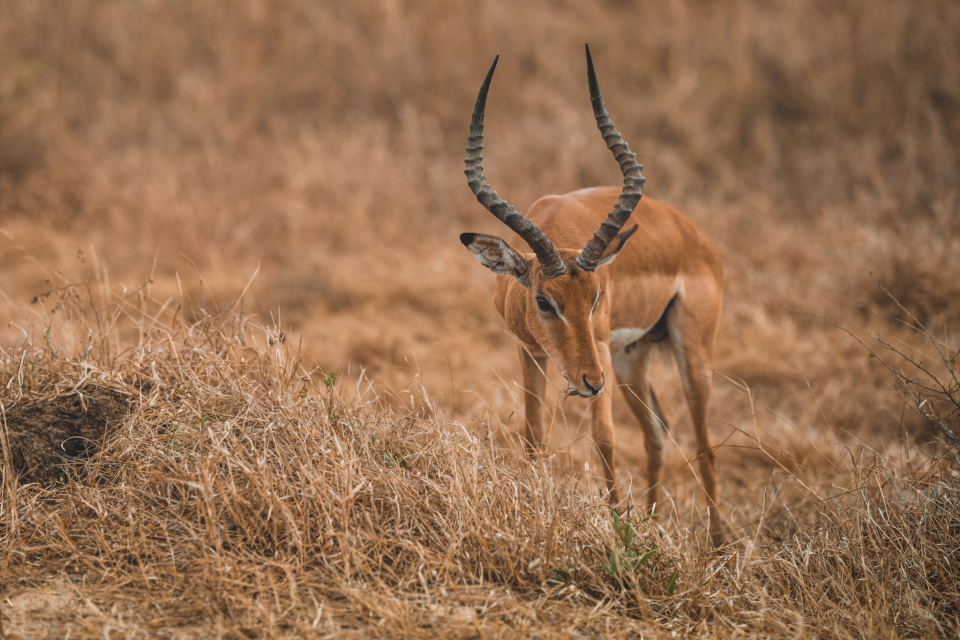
left=519, top=347, right=548, bottom=457
left=593, top=342, right=620, bottom=505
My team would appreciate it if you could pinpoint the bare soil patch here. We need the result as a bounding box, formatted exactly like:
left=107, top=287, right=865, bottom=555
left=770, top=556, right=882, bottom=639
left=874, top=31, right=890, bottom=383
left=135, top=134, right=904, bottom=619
left=3, top=390, right=131, bottom=485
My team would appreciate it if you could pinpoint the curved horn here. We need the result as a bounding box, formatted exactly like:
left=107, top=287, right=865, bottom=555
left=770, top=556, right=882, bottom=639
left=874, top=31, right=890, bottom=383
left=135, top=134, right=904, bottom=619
left=576, top=44, right=646, bottom=272
left=465, top=56, right=567, bottom=279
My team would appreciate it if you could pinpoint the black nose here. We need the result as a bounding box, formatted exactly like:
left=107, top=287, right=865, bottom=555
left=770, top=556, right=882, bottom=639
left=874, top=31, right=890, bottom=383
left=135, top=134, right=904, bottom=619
left=582, top=375, right=604, bottom=396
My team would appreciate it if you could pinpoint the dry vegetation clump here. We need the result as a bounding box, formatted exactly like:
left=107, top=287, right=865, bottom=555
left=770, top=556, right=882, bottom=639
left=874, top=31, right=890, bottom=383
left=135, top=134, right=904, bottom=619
left=2, top=389, right=129, bottom=486
left=1, top=282, right=958, bottom=638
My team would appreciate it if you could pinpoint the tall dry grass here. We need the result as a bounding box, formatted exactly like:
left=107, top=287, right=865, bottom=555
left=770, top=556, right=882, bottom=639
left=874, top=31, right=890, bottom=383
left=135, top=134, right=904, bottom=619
left=1, top=280, right=958, bottom=637
left=1, top=0, right=959, bottom=636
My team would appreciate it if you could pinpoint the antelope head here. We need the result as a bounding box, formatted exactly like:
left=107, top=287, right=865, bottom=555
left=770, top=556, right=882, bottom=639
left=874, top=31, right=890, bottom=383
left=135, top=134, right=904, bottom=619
left=460, top=45, right=645, bottom=398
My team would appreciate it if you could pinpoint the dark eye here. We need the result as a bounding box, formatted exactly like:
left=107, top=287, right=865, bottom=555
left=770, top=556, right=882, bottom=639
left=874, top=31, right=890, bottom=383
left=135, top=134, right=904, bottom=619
left=536, top=296, right=555, bottom=314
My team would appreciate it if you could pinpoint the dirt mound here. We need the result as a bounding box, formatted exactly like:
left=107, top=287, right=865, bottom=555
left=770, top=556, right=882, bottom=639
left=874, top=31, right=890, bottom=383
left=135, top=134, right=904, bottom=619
left=3, top=390, right=131, bottom=485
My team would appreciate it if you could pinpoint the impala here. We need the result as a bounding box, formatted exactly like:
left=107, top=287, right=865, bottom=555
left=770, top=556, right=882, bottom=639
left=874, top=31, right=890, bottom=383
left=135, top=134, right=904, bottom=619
left=460, top=46, right=725, bottom=543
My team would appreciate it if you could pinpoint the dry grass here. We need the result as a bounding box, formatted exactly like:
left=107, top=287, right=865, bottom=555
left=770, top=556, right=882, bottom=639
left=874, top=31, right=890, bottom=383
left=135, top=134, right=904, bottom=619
left=1, top=282, right=958, bottom=638
left=1, top=0, right=959, bottom=637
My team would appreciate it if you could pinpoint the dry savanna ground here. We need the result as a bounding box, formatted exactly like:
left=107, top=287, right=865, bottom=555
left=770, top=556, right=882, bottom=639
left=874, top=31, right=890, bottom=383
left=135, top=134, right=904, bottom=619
left=1, top=1, right=959, bottom=637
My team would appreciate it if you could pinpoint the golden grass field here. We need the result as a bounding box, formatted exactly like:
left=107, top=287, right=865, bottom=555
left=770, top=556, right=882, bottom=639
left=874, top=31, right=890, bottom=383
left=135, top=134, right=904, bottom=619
left=1, top=0, right=959, bottom=637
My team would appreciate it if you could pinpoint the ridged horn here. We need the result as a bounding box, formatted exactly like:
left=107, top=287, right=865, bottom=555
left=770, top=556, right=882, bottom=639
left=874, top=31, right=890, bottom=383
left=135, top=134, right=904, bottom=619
left=464, top=56, right=567, bottom=279
left=576, top=44, right=646, bottom=272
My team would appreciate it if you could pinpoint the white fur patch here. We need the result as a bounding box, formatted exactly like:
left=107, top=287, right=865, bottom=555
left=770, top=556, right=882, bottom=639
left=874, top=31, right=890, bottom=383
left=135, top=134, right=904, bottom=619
left=610, top=327, right=652, bottom=353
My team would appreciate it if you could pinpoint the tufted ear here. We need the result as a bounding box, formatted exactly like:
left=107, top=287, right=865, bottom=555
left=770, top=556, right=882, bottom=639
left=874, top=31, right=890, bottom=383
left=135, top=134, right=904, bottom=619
left=460, top=233, right=533, bottom=286
left=594, top=224, right=639, bottom=269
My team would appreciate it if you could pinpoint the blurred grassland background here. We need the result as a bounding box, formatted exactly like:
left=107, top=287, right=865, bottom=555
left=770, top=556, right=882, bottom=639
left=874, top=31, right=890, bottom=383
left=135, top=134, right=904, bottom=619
left=1, top=0, right=960, bottom=635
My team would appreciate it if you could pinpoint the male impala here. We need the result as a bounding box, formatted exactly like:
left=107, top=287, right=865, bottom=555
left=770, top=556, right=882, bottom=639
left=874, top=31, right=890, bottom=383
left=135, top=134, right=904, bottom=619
left=460, top=46, right=725, bottom=543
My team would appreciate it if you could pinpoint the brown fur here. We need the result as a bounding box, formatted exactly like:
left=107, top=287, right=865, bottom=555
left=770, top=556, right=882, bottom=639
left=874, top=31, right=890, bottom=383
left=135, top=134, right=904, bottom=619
left=484, top=187, right=725, bottom=543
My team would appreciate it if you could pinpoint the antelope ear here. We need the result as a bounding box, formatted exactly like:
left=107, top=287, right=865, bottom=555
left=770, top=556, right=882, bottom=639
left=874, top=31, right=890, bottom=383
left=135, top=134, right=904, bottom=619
left=460, top=233, right=533, bottom=286
left=595, top=224, right=639, bottom=268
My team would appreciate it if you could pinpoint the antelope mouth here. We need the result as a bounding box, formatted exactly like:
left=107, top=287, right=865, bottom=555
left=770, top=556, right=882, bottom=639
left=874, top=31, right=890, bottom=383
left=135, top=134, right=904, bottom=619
left=565, top=376, right=604, bottom=398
